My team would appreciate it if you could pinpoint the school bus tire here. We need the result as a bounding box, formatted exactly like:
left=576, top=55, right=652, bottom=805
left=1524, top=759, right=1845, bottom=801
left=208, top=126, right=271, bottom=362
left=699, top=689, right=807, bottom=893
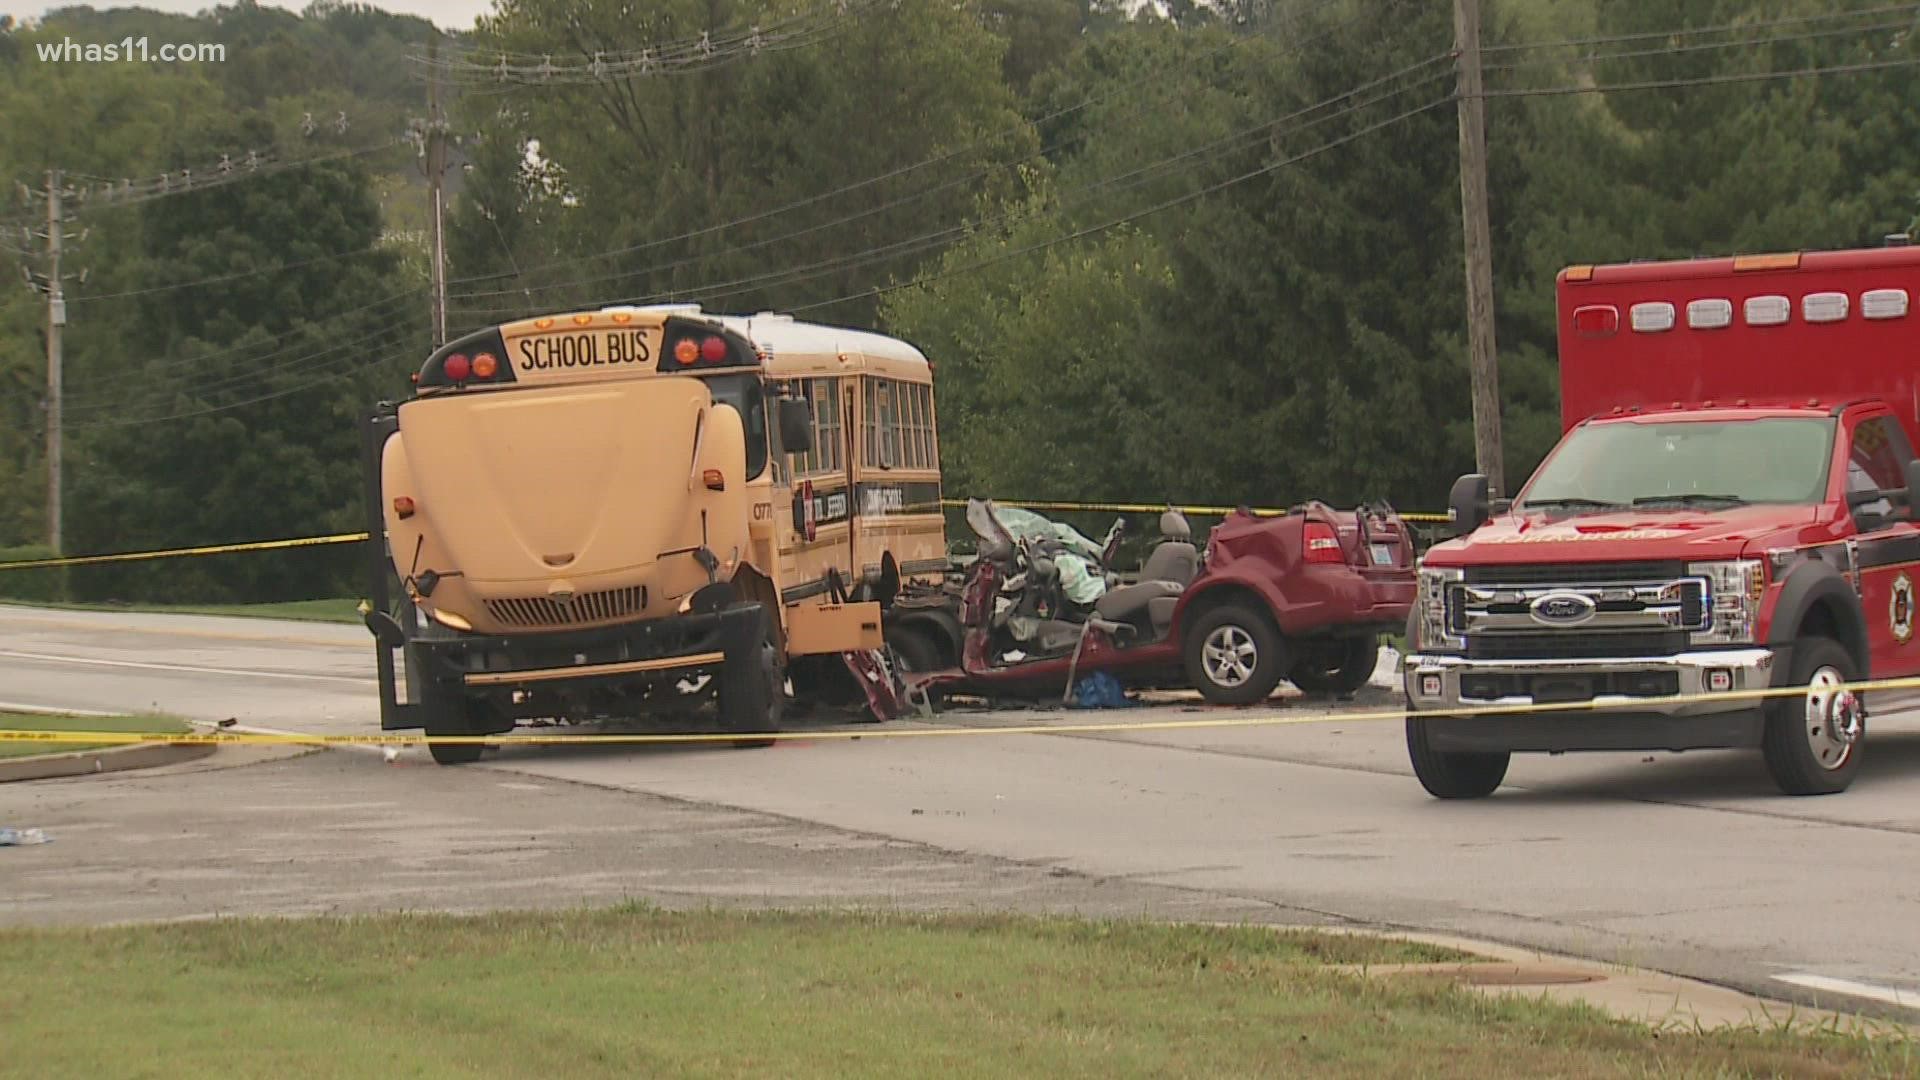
left=421, top=687, right=501, bottom=766
left=718, top=607, right=784, bottom=747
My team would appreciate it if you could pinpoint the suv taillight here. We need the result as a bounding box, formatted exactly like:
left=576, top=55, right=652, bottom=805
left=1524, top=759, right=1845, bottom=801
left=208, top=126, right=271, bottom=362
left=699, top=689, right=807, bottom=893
left=1304, top=521, right=1343, bottom=564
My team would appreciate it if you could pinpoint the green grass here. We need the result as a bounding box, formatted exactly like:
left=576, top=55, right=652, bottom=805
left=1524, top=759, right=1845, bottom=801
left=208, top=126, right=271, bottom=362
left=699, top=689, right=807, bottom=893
left=0, top=712, right=190, bottom=760
left=1, top=597, right=363, bottom=624
left=0, top=909, right=1908, bottom=1078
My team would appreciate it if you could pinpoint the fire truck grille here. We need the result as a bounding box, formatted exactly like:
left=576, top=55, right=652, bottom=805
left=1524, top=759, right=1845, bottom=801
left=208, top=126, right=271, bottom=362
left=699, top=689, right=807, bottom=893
left=1463, top=562, right=1686, bottom=585
left=484, top=586, right=648, bottom=629
left=1467, top=630, right=1689, bottom=660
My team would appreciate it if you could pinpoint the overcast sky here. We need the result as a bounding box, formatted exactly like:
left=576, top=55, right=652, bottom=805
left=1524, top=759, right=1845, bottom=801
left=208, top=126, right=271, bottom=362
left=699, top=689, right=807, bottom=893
left=8, top=0, right=493, bottom=32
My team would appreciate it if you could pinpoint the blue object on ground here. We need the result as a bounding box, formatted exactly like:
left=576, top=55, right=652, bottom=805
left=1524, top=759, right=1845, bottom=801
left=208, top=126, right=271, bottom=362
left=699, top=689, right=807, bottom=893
left=1068, top=671, right=1139, bottom=709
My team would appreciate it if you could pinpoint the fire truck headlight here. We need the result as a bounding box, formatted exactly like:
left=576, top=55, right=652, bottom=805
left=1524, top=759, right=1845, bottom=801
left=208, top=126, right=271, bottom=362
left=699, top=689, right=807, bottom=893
left=1688, top=559, right=1764, bottom=645
left=1416, top=564, right=1464, bottom=654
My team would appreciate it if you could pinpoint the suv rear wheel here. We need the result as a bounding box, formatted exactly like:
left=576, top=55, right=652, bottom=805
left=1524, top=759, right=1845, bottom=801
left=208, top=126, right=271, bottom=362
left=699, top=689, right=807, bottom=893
left=1288, top=636, right=1379, bottom=695
left=1183, top=602, right=1286, bottom=705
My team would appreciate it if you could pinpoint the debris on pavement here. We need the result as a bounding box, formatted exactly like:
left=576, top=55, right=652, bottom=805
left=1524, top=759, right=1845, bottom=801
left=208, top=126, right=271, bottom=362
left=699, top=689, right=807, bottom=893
left=0, top=827, right=51, bottom=846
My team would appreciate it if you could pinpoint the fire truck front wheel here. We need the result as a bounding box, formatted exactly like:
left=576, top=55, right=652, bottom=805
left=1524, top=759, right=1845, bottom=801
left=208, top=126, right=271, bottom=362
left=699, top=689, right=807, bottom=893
left=1762, top=636, right=1864, bottom=796
left=1406, top=713, right=1510, bottom=799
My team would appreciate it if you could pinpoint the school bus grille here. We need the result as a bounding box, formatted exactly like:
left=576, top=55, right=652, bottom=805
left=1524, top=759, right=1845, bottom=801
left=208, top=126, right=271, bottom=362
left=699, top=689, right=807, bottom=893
left=483, top=586, right=648, bottom=628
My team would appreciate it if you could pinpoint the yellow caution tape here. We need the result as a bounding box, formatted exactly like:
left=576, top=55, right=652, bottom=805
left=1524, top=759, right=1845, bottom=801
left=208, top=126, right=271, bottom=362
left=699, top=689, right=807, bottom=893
left=939, top=498, right=1453, bottom=524
left=0, top=501, right=1452, bottom=572
left=2, top=671, right=1904, bottom=748
left=0, top=532, right=370, bottom=570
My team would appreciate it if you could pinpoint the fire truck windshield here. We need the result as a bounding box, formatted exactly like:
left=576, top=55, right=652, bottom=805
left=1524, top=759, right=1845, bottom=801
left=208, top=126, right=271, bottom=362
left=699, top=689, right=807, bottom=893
left=1518, top=417, right=1835, bottom=513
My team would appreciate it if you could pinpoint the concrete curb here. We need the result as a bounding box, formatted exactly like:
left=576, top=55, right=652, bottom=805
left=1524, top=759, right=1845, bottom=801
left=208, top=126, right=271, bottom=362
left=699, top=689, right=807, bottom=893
left=1280, top=924, right=1914, bottom=1035
left=0, top=740, right=217, bottom=783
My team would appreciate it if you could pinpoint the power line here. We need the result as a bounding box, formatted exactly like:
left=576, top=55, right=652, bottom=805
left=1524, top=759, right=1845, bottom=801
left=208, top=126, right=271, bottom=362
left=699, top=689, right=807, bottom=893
left=785, top=96, right=1459, bottom=315
left=449, top=56, right=1455, bottom=321
left=1483, top=54, right=1920, bottom=97
left=48, top=138, right=408, bottom=219
left=416, top=0, right=893, bottom=85
left=67, top=240, right=397, bottom=306
left=456, top=42, right=1920, bottom=328
left=68, top=330, right=419, bottom=431
left=61, top=289, right=426, bottom=412
left=1482, top=16, right=1918, bottom=75
left=449, top=30, right=1442, bottom=310
left=1482, top=2, right=1920, bottom=55
left=443, top=0, right=1373, bottom=291
left=64, top=315, right=420, bottom=419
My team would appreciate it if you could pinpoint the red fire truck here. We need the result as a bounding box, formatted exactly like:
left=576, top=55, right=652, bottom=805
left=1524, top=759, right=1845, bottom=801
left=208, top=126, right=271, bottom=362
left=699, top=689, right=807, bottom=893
left=1404, top=242, right=1920, bottom=798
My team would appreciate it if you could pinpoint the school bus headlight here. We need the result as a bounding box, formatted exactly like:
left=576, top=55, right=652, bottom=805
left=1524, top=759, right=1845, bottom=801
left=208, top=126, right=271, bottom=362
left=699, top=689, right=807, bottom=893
left=429, top=607, right=473, bottom=632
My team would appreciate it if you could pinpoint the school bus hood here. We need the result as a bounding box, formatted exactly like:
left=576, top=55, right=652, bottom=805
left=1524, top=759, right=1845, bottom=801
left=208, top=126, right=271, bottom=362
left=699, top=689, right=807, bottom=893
left=394, top=379, right=718, bottom=593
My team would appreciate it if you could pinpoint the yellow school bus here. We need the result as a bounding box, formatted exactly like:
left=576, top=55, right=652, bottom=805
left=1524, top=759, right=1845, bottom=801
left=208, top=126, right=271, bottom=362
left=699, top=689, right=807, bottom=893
left=360, top=303, right=954, bottom=763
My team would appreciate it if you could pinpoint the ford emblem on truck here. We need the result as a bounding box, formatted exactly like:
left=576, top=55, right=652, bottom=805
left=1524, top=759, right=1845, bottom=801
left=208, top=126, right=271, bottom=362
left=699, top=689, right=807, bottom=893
left=1530, top=591, right=1597, bottom=626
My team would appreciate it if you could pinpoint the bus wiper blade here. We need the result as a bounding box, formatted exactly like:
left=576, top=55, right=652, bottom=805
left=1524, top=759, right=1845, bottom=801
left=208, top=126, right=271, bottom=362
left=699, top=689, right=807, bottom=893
left=1520, top=497, right=1624, bottom=512
left=1631, top=494, right=1748, bottom=507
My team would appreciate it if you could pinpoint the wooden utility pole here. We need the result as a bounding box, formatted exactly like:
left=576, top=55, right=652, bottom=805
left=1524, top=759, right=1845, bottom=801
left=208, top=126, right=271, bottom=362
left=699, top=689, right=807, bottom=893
left=425, top=32, right=448, bottom=348
left=1453, top=0, right=1504, bottom=496
left=44, top=169, right=64, bottom=555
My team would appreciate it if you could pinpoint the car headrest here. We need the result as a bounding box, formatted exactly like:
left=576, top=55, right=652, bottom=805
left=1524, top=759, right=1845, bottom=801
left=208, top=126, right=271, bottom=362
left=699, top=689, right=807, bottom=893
left=1160, top=509, right=1191, bottom=541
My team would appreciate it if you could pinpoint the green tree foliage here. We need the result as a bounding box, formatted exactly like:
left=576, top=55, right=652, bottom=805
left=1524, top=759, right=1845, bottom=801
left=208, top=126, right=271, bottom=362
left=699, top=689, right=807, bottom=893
left=4, top=0, right=1920, bottom=605
left=444, top=0, right=1032, bottom=330
left=64, top=152, right=419, bottom=601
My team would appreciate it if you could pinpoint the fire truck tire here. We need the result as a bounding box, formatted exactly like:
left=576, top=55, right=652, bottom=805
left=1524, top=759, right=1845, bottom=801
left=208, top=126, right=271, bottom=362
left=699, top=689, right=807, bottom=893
left=1184, top=601, right=1287, bottom=706
left=1761, top=636, right=1864, bottom=796
left=718, top=615, right=784, bottom=747
left=1405, top=714, right=1509, bottom=799
left=1288, top=636, right=1379, bottom=695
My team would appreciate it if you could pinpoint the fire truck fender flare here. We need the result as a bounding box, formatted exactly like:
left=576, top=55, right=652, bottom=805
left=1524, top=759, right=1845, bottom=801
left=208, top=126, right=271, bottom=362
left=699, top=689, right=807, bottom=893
left=1766, top=558, right=1869, bottom=679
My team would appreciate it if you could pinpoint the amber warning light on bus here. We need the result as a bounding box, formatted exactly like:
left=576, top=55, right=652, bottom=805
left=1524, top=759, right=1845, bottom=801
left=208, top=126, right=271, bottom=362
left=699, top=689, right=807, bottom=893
left=417, top=329, right=516, bottom=389
left=659, top=322, right=757, bottom=373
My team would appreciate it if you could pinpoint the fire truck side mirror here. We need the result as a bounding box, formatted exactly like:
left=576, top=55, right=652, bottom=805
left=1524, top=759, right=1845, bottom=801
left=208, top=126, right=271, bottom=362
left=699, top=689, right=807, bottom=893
left=778, top=398, right=814, bottom=454
left=1448, top=473, right=1492, bottom=534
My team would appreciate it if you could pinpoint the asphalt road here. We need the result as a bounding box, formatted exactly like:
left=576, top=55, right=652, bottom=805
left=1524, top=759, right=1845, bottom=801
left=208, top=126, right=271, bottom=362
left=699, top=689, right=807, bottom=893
left=5, top=602, right=1920, bottom=1018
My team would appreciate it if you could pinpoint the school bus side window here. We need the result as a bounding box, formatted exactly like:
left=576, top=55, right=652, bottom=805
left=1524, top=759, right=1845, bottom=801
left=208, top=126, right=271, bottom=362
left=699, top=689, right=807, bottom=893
left=866, top=379, right=899, bottom=468
left=792, top=377, right=842, bottom=476
left=864, top=378, right=934, bottom=471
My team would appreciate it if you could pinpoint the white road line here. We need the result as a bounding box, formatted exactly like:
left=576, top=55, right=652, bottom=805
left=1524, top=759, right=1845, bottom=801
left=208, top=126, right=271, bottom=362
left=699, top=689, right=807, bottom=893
left=1773, top=973, right=1920, bottom=1010
left=0, top=700, right=122, bottom=718
left=0, top=649, right=372, bottom=686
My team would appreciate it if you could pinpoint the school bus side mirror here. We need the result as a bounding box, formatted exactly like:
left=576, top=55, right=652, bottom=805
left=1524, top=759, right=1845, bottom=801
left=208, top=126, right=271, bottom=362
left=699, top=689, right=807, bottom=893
left=779, top=398, right=814, bottom=454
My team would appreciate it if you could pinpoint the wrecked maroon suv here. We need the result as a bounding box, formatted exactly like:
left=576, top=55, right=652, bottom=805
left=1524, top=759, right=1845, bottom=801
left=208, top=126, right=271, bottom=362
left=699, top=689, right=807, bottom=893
left=896, top=499, right=1417, bottom=707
